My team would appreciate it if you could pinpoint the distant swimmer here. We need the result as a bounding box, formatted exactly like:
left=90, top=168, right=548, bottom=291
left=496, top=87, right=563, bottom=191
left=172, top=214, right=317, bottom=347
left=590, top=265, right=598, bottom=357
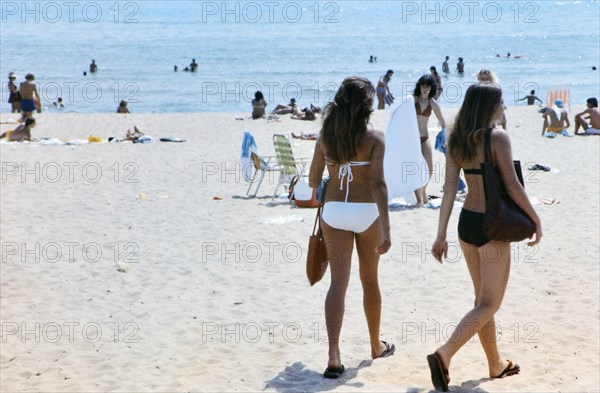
left=442, top=56, right=450, bottom=74
left=190, top=58, right=198, bottom=72
left=90, top=59, right=98, bottom=73
left=456, top=57, right=465, bottom=75
left=174, top=65, right=178, bottom=72
left=52, top=97, right=65, bottom=108
left=593, top=66, right=597, bottom=70
left=518, top=90, right=543, bottom=106
left=369, top=55, right=374, bottom=63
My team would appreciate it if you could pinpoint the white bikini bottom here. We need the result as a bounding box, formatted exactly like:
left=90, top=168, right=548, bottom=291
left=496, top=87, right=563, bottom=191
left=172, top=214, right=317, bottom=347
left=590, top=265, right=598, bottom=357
left=322, top=202, right=379, bottom=233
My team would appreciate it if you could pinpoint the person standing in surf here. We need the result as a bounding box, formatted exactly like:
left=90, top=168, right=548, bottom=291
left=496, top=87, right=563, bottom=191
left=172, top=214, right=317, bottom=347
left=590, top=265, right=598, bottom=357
left=430, top=66, right=443, bottom=100
left=413, top=75, right=447, bottom=205
left=427, top=83, right=542, bottom=391
left=376, top=70, right=394, bottom=110
left=308, top=76, right=394, bottom=380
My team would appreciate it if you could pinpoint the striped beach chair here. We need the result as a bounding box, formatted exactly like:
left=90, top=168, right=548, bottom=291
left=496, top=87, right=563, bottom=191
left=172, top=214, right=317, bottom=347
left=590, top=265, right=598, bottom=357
left=272, top=134, right=310, bottom=200
left=546, top=86, right=570, bottom=112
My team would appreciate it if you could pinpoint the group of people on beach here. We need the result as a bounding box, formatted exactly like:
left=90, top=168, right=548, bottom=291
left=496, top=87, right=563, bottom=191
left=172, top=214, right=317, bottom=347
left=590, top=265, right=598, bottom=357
left=307, top=74, right=542, bottom=391
left=540, top=97, right=600, bottom=137
left=251, top=92, right=321, bottom=121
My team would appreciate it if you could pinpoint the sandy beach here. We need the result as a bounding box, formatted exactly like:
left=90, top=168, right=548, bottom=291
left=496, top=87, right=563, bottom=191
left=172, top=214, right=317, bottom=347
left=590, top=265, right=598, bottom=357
left=1, top=105, right=599, bottom=392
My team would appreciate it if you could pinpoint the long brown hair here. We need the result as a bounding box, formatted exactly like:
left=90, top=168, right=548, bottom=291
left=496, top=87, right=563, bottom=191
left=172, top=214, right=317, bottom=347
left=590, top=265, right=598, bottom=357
left=320, top=76, right=375, bottom=163
left=448, top=83, right=503, bottom=163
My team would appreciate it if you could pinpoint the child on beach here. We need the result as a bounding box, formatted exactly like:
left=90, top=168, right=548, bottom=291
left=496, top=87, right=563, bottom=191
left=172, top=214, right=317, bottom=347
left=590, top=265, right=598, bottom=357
left=429, top=83, right=542, bottom=391
left=308, top=76, right=393, bottom=379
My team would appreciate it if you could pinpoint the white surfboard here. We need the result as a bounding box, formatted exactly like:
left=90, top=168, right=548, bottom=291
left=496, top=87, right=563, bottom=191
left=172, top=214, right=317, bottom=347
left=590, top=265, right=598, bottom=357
left=384, top=95, right=429, bottom=204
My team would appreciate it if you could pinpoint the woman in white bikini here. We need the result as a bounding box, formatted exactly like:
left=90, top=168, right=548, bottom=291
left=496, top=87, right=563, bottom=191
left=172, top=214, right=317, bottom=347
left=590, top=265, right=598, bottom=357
left=309, top=76, right=393, bottom=379
left=427, top=83, right=542, bottom=391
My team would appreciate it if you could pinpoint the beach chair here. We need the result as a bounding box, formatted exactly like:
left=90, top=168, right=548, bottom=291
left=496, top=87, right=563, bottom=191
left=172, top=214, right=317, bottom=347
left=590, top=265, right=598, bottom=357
left=272, top=134, right=310, bottom=200
left=241, top=131, right=277, bottom=198
left=546, top=86, right=570, bottom=112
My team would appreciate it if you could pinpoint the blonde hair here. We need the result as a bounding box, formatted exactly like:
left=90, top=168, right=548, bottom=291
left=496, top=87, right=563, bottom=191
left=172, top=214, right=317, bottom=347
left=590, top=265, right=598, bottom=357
left=476, top=69, right=499, bottom=83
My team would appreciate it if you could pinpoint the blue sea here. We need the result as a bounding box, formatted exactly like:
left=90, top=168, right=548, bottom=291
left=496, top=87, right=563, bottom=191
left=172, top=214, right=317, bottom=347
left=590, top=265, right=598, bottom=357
left=1, top=0, right=599, bottom=113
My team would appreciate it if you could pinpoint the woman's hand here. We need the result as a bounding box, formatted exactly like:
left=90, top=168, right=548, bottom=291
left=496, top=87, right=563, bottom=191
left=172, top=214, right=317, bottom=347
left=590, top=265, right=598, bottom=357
left=432, top=237, right=448, bottom=263
left=527, top=222, right=543, bottom=247
left=376, top=232, right=391, bottom=255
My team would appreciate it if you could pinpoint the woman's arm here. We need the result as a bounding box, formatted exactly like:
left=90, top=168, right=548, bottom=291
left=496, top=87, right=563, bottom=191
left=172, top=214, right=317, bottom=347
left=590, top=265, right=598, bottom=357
left=492, top=130, right=542, bottom=245
left=369, top=131, right=391, bottom=254
left=432, top=152, right=460, bottom=262
left=308, top=139, right=326, bottom=189
left=431, top=101, right=446, bottom=129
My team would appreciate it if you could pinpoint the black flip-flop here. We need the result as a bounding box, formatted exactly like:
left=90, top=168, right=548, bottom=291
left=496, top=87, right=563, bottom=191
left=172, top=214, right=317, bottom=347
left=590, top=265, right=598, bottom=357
left=323, top=365, right=345, bottom=379
left=427, top=352, right=449, bottom=392
left=379, top=341, right=396, bottom=358
left=492, top=360, right=520, bottom=379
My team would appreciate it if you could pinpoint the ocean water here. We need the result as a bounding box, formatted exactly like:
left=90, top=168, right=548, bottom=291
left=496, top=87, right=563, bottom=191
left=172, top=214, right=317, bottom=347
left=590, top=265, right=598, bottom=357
left=1, top=0, right=599, bottom=113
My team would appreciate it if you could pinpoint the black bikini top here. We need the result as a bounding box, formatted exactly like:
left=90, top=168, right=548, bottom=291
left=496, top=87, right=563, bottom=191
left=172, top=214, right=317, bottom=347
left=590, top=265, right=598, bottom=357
left=463, top=166, right=499, bottom=175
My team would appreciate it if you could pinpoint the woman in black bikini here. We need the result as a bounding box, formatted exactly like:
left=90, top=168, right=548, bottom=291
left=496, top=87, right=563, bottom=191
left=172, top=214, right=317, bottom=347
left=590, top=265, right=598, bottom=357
left=413, top=75, right=446, bottom=205
left=428, top=83, right=542, bottom=391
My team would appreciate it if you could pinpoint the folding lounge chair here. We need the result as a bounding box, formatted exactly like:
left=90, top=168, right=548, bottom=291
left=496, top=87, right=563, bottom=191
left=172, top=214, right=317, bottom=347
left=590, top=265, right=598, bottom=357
left=546, top=86, right=570, bottom=111
left=241, top=131, right=277, bottom=198
left=272, top=134, right=310, bottom=200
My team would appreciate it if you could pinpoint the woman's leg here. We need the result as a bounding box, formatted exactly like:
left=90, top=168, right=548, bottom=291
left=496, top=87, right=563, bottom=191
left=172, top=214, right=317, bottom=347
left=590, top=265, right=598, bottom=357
left=321, top=219, right=355, bottom=368
left=377, top=92, right=385, bottom=110
left=417, top=140, right=433, bottom=203
left=355, top=218, right=388, bottom=358
left=434, top=240, right=512, bottom=374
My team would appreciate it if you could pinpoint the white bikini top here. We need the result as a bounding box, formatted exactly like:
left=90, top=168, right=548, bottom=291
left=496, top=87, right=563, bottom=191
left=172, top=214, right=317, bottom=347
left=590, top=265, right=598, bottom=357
left=326, top=158, right=371, bottom=202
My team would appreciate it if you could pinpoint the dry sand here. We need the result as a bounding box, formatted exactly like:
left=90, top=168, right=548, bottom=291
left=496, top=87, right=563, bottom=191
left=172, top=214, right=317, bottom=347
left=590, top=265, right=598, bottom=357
left=1, top=105, right=598, bottom=392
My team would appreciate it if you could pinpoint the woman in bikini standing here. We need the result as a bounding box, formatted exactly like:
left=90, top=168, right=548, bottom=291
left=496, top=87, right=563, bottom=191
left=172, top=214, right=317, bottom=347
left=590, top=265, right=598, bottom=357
left=427, top=83, right=542, bottom=391
left=309, top=76, right=394, bottom=379
left=376, top=70, right=393, bottom=110
left=414, top=74, right=446, bottom=205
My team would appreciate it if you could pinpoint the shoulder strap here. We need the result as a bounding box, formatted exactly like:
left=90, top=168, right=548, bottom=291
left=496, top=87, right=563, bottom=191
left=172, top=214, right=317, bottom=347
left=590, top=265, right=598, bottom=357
left=312, top=205, right=322, bottom=236
left=483, top=128, right=493, bottom=164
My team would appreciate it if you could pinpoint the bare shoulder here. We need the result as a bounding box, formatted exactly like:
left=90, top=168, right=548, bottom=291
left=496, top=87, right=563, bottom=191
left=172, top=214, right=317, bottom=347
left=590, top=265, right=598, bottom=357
left=430, top=99, right=441, bottom=109
left=490, top=128, right=511, bottom=151
left=366, top=129, right=385, bottom=145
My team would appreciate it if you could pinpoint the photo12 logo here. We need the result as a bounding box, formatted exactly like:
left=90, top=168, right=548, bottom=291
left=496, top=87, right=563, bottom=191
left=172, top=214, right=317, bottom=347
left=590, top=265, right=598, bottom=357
left=1, top=2, right=140, bottom=23
left=1, top=161, right=139, bottom=184
left=2, top=321, right=140, bottom=343
left=200, top=2, right=340, bottom=23
left=400, top=2, right=540, bottom=24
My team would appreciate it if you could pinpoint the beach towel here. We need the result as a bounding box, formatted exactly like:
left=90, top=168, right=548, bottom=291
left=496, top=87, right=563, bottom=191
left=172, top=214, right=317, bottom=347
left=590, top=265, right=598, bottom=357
left=435, top=128, right=447, bottom=153
left=240, top=131, right=266, bottom=182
